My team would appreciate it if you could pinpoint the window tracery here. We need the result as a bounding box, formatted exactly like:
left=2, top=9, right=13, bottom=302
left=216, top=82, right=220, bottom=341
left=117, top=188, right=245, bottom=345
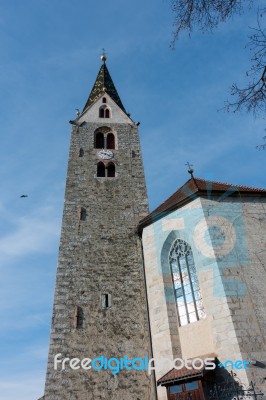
left=169, top=239, right=205, bottom=326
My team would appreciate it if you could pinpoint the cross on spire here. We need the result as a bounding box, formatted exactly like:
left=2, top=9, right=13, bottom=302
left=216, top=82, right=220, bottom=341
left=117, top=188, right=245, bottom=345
left=100, top=48, right=107, bottom=63
left=185, top=161, right=194, bottom=178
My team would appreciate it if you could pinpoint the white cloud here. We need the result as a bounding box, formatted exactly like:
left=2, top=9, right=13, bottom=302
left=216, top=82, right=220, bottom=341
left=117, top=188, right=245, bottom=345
left=0, top=375, right=45, bottom=400
left=0, top=344, right=48, bottom=400
left=0, top=312, right=50, bottom=333
left=0, top=205, right=60, bottom=265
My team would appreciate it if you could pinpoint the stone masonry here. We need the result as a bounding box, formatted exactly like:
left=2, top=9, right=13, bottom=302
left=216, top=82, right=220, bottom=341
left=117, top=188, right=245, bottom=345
left=142, top=192, right=266, bottom=400
left=43, top=63, right=153, bottom=400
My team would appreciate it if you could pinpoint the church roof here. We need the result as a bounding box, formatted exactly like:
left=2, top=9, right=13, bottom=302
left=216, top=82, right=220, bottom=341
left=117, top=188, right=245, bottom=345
left=139, top=177, right=266, bottom=232
left=157, top=364, right=204, bottom=386
left=157, top=353, right=218, bottom=386
left=82, top=61, right=126, bottom=113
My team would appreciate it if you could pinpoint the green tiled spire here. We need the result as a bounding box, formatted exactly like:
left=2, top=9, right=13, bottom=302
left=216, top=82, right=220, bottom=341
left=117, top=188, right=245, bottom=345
left=83, top=59, right=126, bottom=113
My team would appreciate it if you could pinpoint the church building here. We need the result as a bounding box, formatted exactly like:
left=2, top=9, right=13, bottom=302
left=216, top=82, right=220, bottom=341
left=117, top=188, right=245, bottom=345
left=41, top=56, right=266, bottom=400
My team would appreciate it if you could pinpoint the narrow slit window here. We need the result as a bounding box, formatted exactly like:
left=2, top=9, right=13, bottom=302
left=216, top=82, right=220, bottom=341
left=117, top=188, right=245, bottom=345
left=78, top=148, right=84, bottom=157
left=97, top=162, right=105, bottom=177
left=74, top=306, right=84, bottom=329
left=107, top=163, right=115, bottom=178
left=106, top=133, right=115, bottom=149
left=80, top=207, right=86, bottom=221
left=101, top=294, right=111, bottom=309
left=95, top=132, right=104, bottom=148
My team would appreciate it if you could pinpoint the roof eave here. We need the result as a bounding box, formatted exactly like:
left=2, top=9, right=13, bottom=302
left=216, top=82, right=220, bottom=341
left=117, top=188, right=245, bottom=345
left=158, top=371, right=204, bottom=386
left=138, top=191, right=203, bottom=235
left=138, top=189, right=266, bottom=235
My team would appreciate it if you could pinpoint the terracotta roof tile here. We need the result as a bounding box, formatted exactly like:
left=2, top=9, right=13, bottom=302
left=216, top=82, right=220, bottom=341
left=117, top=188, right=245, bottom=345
left=157, top=354, right=218, bottom=385
left=157, top=363, right=204, bottom=385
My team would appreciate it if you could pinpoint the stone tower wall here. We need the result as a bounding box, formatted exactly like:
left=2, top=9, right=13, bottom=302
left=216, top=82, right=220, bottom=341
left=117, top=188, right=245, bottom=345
left=44, top=121, right=153, bottom=400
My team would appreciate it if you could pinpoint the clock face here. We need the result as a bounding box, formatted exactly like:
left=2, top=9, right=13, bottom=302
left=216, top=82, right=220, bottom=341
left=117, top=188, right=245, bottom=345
left=97, top=149, right=114, bottom=160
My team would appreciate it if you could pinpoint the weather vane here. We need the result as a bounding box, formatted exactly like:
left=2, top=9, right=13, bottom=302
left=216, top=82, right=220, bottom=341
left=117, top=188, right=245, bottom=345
left=185, top=161, right=194, bottom=178
left=100, top=48, right=107, bottom=63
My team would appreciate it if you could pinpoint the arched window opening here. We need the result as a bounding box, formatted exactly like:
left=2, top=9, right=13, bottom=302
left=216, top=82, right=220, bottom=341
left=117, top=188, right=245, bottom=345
left=74, top=306, right=84, bottom=329
left=95, top=132, right=104, bottom=148
left=97, top=162, right=105, bottom=177
left=99, top=105, right=111, bottom=118
left=169, top=239, right=205, bottom=326
left=99, top=108, right=105, bottom=118
left=107, top=163, right=115, bottom=178
left=106, top=133, right=115, bottom=149
left=102, top=97, right=107, bottom=103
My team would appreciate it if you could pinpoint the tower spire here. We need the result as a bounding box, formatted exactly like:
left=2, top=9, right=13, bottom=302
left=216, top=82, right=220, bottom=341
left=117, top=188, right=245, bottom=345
left=83, top=55, right=126, bottom=113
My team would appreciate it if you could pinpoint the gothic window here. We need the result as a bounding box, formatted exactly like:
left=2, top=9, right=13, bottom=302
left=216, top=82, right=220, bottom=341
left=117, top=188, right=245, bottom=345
left=106, top=133, right=115, bottom=149
left=95, top=132, right=104, bottom=148
left=169, top=239, right=205, bottom=326
left=107, top=162, right=115, bottom=178
left=102, top=97, right=107, bottom=103
left=97, top=162, right=105, bottom=177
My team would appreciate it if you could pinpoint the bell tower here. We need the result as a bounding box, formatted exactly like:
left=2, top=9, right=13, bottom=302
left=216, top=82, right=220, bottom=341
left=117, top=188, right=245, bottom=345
left=43, top=55, right=153, bottom=399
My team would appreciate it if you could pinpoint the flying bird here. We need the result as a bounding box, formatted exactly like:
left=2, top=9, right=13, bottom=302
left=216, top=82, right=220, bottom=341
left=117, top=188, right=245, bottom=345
left=20, top=195, right=28, bottom=198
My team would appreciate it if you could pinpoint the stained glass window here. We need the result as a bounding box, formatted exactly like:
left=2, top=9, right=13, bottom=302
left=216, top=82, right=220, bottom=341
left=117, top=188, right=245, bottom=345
left=169, top=239, right=206, bottom=326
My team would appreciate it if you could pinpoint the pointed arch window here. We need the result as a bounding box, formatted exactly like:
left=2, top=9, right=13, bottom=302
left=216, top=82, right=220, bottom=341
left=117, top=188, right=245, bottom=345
left=107, top=163, right=115, bottom=178
left=106, top=133, right=115, bottom=149
left=97, top=162, right=105, bottom=177
left=95, top=132, right=104, bottom=148
left=169, top=239, right=205, bottom=326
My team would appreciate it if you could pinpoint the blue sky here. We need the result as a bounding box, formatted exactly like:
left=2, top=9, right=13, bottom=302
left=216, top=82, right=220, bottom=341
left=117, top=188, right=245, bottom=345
left=0, top=1, right=265, bottom=399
